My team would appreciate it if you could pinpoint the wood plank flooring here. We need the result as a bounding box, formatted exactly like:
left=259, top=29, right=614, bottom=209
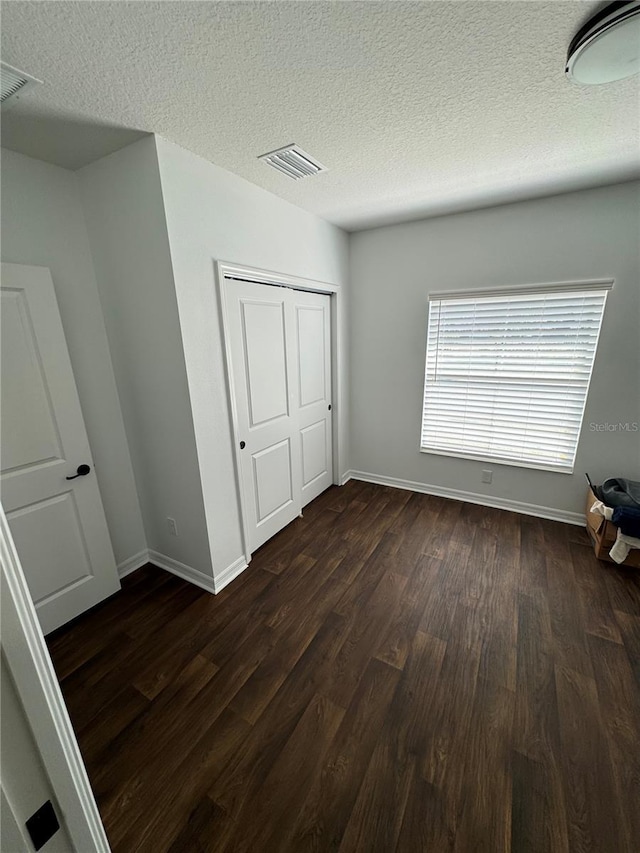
left=47, top=480, right=640, bottom=852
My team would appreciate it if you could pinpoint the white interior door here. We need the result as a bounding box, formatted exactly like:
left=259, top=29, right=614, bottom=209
left=1, top=263, right=120, bottom=634
left=291, top=289, right=333, bottom=507
left=225, top=279, right=333, bottom=554
left=226, top=281, right=301, bottom=552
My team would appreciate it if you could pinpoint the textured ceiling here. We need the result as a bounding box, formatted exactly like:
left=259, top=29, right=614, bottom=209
left=2, top=1, right=639, bottom=230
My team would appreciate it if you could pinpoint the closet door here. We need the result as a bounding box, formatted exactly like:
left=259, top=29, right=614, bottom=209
left=225, top=280, right=333, bottom=554
left=226, top=281, right=301, bottom=552
left=291, top=290, right=333, bottom=507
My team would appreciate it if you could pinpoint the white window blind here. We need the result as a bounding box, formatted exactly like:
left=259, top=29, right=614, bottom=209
left=421, top=282, right=611, bottom=472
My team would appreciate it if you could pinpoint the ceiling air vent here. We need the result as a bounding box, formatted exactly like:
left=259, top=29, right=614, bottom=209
left=258, top=144, right=327, bottom=180
left=1, top=62, right=42, bottom=110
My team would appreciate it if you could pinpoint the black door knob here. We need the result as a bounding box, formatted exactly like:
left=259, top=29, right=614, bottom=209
left=66, top=464, right=91, bottom=480
left=240, top=441, right=246, bottom=450
left=328, top=404, right=332, bottom=411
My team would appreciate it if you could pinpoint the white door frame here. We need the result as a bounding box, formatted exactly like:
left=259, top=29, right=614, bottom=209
left=216, top=261, right=344, bottom=563
left=1, top=505, right=110, bottom=852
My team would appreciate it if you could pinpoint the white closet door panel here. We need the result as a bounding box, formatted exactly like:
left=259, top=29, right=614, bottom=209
left=301, top=420, right=328, bottom=487
left=292, top=291, right=333, bottom=507
left=297, top=305, right=327, bottom=408
left=242, top=300, right=289, bottom=426
left=252, top=438, right=294, bottom=523
left=224, top=277, right=334, bottom=554
left=226, top=281, right=301, bottom=552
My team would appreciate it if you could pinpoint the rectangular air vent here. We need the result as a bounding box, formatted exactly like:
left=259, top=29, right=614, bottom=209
left=258, top=144, right=327, bottom=180
left=1, top=62, right=42, bottom=110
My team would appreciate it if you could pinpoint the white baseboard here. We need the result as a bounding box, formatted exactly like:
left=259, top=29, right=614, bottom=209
left=339, top=471, right=352, bottom=486
left=213, top=555, right=249, bottom=593
left=147, top=549, right=217, bottom=594
left=345, top=469, right=585, bottom=527
left=117, top=549, right=149, bottom=579
left=117, top=548, right=248, bottom=594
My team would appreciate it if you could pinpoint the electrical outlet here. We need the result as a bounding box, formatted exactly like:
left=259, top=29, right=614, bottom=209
left=167, top=517, right=178, bottom=536
left=481, top=469, right=493, bottom=484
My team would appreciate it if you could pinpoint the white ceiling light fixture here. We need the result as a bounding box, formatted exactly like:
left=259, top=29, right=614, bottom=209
left=566, top=1, right=640, bottom=84
left=258, top=144, right=327, bottom=180
left=1, top=61, right=42, bottom=109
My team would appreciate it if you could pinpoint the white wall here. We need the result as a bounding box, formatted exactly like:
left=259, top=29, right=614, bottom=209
left=0, top=149, right=146, bottom=568
left=79, top=137, right=214, bottom=580
left=349, top=181, right=640, bottom=519
left=155, top=137, right=349, bottom=578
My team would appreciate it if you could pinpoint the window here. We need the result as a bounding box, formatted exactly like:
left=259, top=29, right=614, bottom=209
left=420, top=281, right=611, bottom=472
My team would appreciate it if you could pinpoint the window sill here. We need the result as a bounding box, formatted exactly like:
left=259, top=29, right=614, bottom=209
left=418, top=446, right=574, bottom=475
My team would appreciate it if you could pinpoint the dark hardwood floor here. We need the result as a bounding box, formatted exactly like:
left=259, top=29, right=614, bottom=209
left=47, top=480, right=640, bottom=852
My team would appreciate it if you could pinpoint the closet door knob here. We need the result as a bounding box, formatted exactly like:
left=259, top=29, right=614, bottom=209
left=240, top=441, right=246, bottom=450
